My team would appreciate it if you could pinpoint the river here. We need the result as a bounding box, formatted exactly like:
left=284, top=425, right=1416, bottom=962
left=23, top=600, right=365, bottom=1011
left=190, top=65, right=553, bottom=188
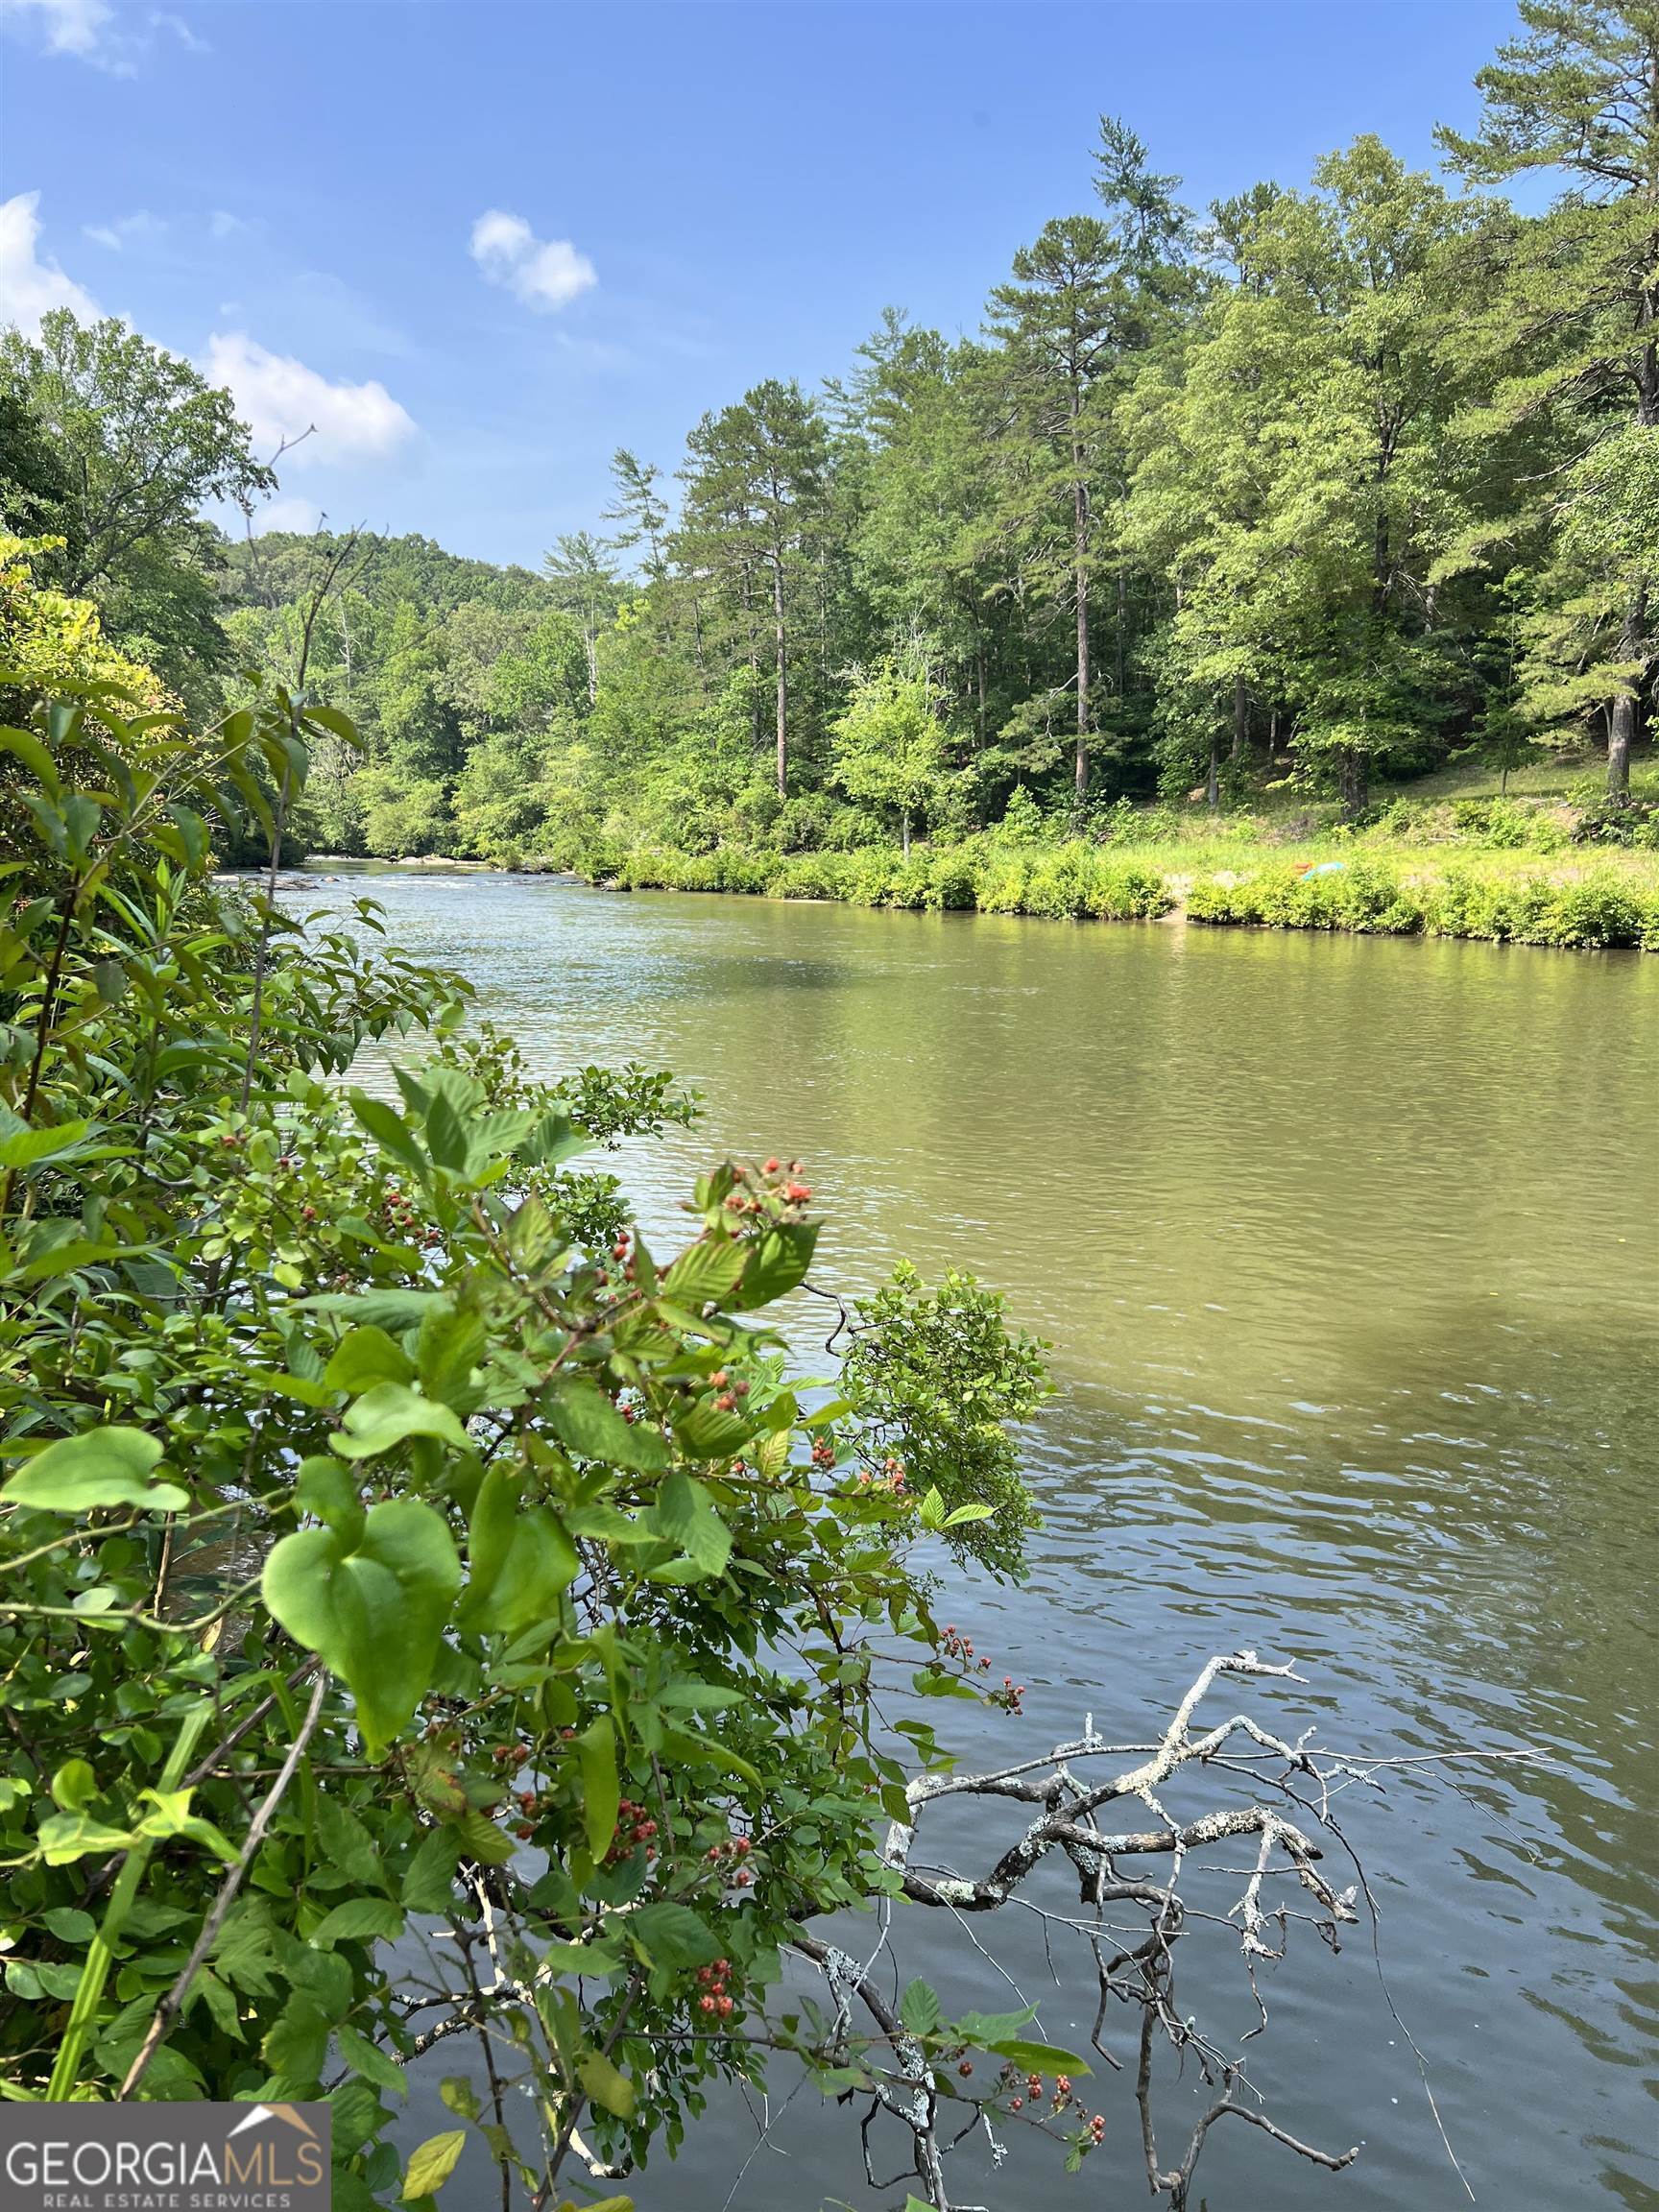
left=298, top=870, right=1659, bottom=2212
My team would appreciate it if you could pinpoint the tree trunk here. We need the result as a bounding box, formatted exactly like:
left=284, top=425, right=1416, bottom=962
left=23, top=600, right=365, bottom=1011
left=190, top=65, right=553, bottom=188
left=771, top=549, right=788, bottom=800
left=1607, top=584, right=1646, bottom=801
left=1339, top=748, right=1369, bottom=816
left=1231, top=673, right=1248, bottom=760
left=1070, top=394, right=1090, bottom=806
left=1206, top=731, right=1219, bottom=809
left=902, top=808, right=911, bottom=860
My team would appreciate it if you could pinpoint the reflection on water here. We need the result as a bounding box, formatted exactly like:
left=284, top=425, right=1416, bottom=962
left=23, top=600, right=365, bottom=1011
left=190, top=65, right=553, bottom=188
left=297, top=871, right=1659, bottom=2210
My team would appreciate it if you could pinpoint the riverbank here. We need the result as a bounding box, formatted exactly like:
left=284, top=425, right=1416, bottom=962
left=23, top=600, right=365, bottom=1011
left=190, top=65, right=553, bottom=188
left=574, top=835, right=1659, bottom=951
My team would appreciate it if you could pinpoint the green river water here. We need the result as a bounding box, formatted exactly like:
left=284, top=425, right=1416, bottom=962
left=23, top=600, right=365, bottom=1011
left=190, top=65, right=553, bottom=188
left=304, top=870, right=1658, bottom=2212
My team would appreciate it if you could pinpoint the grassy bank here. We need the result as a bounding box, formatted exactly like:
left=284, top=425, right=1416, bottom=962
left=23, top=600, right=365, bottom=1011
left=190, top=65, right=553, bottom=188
left=582, top=823, right=1659, bottom=952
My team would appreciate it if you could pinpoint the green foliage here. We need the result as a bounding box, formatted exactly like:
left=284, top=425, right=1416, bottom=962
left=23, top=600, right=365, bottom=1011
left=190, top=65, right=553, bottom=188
left=841, top=1262, right=1051, bottom=1577
left=0, top=671, right=1062, bottom=2202
left=830, top=659, right=950, bottom=850
left=1187, top=858, right=1657, bottom=947
left=0, top=313, right=272, bottom=711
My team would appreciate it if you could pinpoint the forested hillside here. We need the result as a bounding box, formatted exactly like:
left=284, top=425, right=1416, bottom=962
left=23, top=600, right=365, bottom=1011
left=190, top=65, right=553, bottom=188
left=3, top=0, right=1654, bottom=873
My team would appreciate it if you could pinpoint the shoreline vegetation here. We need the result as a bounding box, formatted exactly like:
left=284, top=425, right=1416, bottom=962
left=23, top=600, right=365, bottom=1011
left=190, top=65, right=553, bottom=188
left=297, top=782, right=1659, bottom=950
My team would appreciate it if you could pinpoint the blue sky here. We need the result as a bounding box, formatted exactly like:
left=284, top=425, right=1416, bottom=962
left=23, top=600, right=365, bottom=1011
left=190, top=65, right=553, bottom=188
left=1, top=0, right=1518, bottom=568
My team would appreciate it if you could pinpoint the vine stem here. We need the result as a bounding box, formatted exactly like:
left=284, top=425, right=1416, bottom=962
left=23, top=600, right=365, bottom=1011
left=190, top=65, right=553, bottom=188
left=47, top=1704, right=214, bottom=2098
left=117, top=1672, right=328, bottom=2099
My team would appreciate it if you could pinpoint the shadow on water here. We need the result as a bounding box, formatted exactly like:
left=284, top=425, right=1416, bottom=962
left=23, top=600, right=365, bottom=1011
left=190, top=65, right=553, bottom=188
left=300, top=872, right=1659, bottom=2211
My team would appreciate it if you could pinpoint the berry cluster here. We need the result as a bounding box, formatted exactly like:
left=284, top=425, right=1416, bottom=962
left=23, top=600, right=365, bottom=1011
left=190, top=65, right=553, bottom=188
left=999, top=2066, right=1104, bottom=2147
left=693, top=1958, right=738, bottom=2021
left=605, top=1794, right=660, bottom=1863
left=721, top=1157, right=813, bottom=1221
left=706, top=1833, right=755, bottom=1887
left=810, top=1435, right=838, bottom=1472
left=709, top=1366, right=751, bottom=1413
left=940, top=1623, right=993, bottom=1673
left=992, top=1674, right=1027, bottom=1716
left=377, top=1181, right=443, bottom=1251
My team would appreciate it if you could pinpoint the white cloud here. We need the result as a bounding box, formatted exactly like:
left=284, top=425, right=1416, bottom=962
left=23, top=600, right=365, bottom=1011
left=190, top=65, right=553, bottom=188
left=0, top=0, right=205, bottom=69
left=83, top=209, right=164, bottom=252
left=0, top=0, right=112, bottom=59
left=203, top=330, right=417, bottom=466
left=0, top=190, right=101, bottom=335
left=209, top=209, right=248, bottom=241
left=469, top=208, right=596, bottom=311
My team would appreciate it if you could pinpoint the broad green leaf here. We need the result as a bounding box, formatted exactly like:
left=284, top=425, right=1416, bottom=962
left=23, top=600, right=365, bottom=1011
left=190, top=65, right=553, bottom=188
left=262, top=1500, right=461, bottom=1758
left=261, top=1990, right=330, bottom=2082
left=546, top=1379, right=667, bottom=1472
left=402, top=2129, right=466, bottom=2200
left=311, top=1898, right=405, bottom=1948
left=657, top=1683, right=743, bottom=1713
left=329, top=1382, right=472, bottom=1461
left=36, top=1812, right=133, bottom=1864
left=651, top=1472, right=732, bottom=1578
left=730, top=1220, right=818, bottom=1311
left=899, top=1979, right=941, bottom=2035
left=0, top=1118, right=90, bottom=1168
left=986, top=2037, right=1091, bottom=2076
left=576, top=1716, right=619, bottom=1861
left=2, top=1428, right=187, bottom=1515
left=517, top=1109, right=590, bottom=1167
left=349, top=1093, right=428, bottom=1177
left=456, top=1469, right=578, bottom=1638
left=325, top=1326, right=416, bottom=1395
left=626, top=1901, right=720, bottom=1969
left=578, top=2050, right=636, bottom=2119
left=660, top=1238, right=747, bottom=1310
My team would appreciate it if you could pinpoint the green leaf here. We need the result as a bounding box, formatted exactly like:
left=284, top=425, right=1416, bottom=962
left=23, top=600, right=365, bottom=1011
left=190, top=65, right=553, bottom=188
left=0, top=1118, right=90, bottom=1168
left=329, top=1382, right=472, bottom=1461
left=546, top=1379, right=667, bottom=1472
left=578, top=2050, right=637, bottom=2119
left=954, top=2006, right=1036, bottom=2045
left=261, top=1990, right=330, bottom=2082
left=660, top=1238, right=747, bottom=1310
left=986, top=2037, right=1091, bottom=2076
left=402, top=2129, right=467, bottom=2200
left=899, top=1979, right=941, bottom=2036
left=350, top=1093, right=428, bottom=1177
left=335, top=2022, right=407, bottom=2097
left=296, top=1456, right=366, bottom=1546
left=2, top=1427, right=187, bottom=1515
left=262, top=1500, right=461, bottom=1759
left=657, top=1683, right=743, bottom=1713
left=651, top=1472, right=732, bottom=1578
left=456, top=1470, right=578, bottom=1638
left=730, top=1220, right=818, bottom=1311
left=576, top=1716, right=619, bottom=1862
left=42, top=1907, right=96, bottom=1944
left=325, top=1326, right=417, bottom=1395
left=626, top=1901, right=720, bottom=1969
left=0, top=723, right=61, bottom=795
left=36, top=1812, right=134, bottom=1864
left=50, top=1759, right=96, bottom=1811
left=311, top=1897, right=405, bottom=1948
left=402, top=1827, right=462, bottom=1911
left=517, top=1109, right=590, bottom=1167
left=671, top=1398, right=752, bottom=1460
